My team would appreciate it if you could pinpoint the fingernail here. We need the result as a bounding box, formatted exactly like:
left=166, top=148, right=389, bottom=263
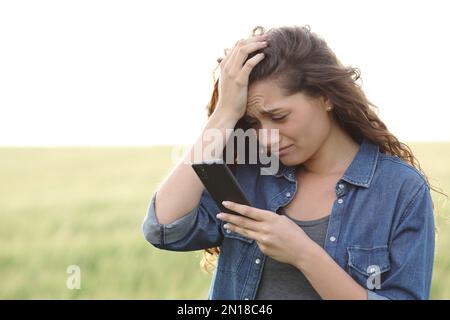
left=216, top=213, right=223, bottom=218
left=222, top=201, right=230, bottom=207
left=223, top=223, right=230, bottom=229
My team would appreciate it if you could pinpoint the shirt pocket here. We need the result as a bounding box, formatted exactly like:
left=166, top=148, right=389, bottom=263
left=346, top=245, right=391, bottom=289
left=217, top=222, right=254, bottom=273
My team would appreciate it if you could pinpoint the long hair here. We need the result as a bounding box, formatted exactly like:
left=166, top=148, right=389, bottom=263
left=200, top=25, right=447, bottom=274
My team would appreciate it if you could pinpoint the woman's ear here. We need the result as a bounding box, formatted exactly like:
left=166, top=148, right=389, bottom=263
left=321, top=96, right=333, bottom=111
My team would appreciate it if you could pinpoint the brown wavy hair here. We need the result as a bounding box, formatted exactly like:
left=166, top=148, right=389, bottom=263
left=199, top=24, right=447, bottom=274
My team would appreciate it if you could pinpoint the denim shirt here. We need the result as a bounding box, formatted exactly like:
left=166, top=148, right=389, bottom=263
left=142, top=138, right=435, bottom=300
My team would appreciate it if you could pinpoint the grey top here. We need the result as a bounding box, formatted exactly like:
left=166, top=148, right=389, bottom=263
left=255, top=208, right=330, bottom=300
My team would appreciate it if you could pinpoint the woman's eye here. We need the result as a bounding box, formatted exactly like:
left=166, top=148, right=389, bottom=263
left=272, top=115, right=287, bottom=121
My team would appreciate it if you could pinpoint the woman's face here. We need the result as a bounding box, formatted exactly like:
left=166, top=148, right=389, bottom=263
left=245, top=80, right=334, bottom=166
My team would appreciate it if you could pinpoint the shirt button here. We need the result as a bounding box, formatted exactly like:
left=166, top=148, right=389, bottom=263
left=368, top=266, right=376, bottom=273
left=337, top=198, right=344, bottom=204
left=255, top=258, right=261, bottom=264
left=338, top=183, right=345, bottom=189
left=285, top=192, right=291, bottom=197
left=226, top=229, right=231, bottom=234
left=244, top=298, right=249, bottom=300
left=330, top=236, right=336, bottom=242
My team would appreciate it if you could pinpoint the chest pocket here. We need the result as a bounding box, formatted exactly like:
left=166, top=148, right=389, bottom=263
left=218, top=222, right=254, bottom=273
left=346, top=245, right=391, bottom=289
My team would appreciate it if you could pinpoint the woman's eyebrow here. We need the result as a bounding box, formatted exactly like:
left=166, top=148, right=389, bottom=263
left=244, top=108, right=283, bottom=121
left=260, top=107, right=283, bottom=115
left=246, top=107, right=283, bottom=117
left=245, top=106, right=284, bottom=120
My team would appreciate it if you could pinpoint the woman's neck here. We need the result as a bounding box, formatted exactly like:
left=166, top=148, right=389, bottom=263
left=299, top=126, right=360, bottom=177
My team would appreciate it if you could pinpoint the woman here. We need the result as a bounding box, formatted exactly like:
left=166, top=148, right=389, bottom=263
left=142, top=25, right=439, bottom=300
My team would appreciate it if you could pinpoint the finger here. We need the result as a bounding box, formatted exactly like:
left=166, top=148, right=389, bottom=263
left=220, top=38, right=243, bottom=71
left=228, top=40, right=268, bottom=76
left=224, top=223, right=259, bottom=241
left=230, top=34, right=267, bottom=58
left=217, top=47, right=232, bottom=67
left=216, top=212, right=261, bottom=231
left=222, top=34, right=268, bottom=72
left=222, top=201, right=266, bottom=221
left=237, top=52, right=266, bottom=83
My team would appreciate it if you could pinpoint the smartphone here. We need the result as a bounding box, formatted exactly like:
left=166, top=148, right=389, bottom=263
left=192, top=159, right=252, bottom=216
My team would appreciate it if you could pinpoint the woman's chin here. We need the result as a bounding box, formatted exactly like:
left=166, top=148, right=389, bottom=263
left=278, top=154, right=296, bottom=166
left=278, top=152, right=303, bottom=166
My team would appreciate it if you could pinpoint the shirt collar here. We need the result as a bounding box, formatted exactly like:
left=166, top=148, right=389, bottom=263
left=274, top=137, right=379, bottom=188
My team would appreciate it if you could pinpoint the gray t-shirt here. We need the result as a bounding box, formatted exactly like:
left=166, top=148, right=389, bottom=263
left=255, top=208, right=330, bottom=300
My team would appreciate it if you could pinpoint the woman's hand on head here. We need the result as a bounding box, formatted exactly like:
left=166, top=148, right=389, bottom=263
left=215, top=34, right=269, bottom=121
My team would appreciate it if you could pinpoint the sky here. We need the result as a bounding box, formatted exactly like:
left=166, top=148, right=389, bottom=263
left=1, top=0, right=449, bottom=146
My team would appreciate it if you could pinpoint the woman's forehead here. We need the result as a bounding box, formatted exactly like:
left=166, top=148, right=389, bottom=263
left=246, top=82, right=290, bottom=115
left=245, top=99, right=264, bottom=117
left=246, top=94, right=287, bottom=118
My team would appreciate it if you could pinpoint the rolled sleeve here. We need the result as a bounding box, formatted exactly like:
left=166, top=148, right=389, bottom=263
left=142, top=191, right=198, bottom=245
left=142, top=189, right=223, bottom=251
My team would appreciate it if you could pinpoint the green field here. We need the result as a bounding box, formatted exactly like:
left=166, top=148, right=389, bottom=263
left=0, top=143, right=449, bottom=299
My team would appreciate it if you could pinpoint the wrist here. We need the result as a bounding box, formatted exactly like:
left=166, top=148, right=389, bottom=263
left=211, top=106, right=241, bottom=124
left=294, top=240, right=322, bottom=272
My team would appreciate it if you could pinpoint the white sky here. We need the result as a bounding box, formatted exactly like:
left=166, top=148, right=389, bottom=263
left=0, top=0, right=449, bottom=146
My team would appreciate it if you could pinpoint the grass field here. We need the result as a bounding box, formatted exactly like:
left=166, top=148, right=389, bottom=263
left=0, top=143, right=449, bottom=299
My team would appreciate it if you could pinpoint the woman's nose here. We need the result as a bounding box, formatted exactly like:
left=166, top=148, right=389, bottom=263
left=258, top=128, right=280, bottom=153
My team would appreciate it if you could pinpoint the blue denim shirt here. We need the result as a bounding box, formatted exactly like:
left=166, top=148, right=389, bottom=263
left=142, top=138, right=435, bottom=300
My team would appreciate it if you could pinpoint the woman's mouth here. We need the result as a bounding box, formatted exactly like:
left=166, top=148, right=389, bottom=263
left=276, top=144, right=293, bottom=157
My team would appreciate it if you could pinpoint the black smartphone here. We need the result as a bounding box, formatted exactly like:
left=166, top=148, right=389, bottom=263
left=192, top=159, right=252, bottom=216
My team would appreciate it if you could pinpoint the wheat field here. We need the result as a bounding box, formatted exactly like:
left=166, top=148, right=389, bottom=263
left=0, top=143, right=448, bottom=299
